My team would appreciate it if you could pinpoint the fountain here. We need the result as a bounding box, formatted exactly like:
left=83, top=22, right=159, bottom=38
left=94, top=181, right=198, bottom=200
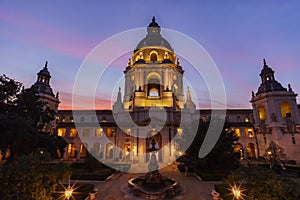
left=125, top=138, right=183, bottom=199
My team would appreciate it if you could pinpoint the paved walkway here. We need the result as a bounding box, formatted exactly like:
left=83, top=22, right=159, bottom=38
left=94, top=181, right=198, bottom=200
left=92, top=163, right=215, bottom=200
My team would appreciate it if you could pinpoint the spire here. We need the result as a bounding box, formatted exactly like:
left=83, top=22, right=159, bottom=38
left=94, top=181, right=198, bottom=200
left=44, top=61, right=48, bottom=69
left=186, top=86, right=191, bottom=102
left=263, top=58, right=268, bottom=68
left=148, top=16, right=160, bottom=27
left=113, top=87, right=124, bottom=112
left=117, top=87, right=122, bottom=102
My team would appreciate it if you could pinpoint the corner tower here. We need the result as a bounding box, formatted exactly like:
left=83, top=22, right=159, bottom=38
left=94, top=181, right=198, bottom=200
left=31, top=61, right=60, bottom=112
left=251, top=59, right=300, bottom=161
left=123, top=17, right=185, bottom=110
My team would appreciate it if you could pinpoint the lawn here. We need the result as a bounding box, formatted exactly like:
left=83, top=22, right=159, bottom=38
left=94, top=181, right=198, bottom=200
left=71, top=167, right=113, bottom=181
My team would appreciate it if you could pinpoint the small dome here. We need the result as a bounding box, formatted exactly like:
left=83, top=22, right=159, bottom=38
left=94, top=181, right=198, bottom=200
left=136, top=17, right=173, bottom=51
left=38, top=61, right=51, bottom=77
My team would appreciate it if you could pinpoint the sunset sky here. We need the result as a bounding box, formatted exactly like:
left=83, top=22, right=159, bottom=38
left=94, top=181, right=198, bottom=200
left=1, top=1, right=300, bottom=109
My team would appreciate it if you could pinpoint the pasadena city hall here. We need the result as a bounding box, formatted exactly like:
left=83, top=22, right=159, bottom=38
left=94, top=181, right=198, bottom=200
left=7, top=17, right=300, bottom=165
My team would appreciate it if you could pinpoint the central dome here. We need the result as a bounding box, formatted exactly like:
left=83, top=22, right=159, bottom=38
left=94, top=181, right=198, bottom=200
left=135, top=17, right=173, bottom=51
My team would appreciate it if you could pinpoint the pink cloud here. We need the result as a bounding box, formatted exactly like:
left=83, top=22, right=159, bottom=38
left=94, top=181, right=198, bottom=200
left=0, top=11, right=97, bottom=59
left=59, top=91, right=112, bottom=110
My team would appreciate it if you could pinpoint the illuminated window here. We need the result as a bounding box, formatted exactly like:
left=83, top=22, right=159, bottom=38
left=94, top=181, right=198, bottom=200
left=258, top=106, right=266, bottom=120
left=67, top=143, right=76, bottom=158
left=70, top=116, right=74, bottom=122
left=106, top=128, right=115, bottom=137
left=82, top=128, right=90, bottom=137
left=95, top=128, right=103, bottom=137
left=62, top=117, right=66, bottom=122
left=102, top=116, right=107, bottom=122
left=177, top=128, right=183, bottom=136
left=245, top=128, right=254, bottom=138
left=233, top=128, right=240, bottom=137
left=280, top=102, right=292, bottom=118
left=69, top=128, right=78, bottom=137
left=245, top=116, right=249, bottom=122
left=80, top=144, right=88, bottom=158
left=57, top=128, right=66, bottom=137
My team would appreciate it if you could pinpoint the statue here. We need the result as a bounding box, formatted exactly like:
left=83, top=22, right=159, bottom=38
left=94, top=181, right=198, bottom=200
left=288, top=84, right=293, bottom=92
left=148, top=153, right=159, bottom=172
left=177, top=58, right=180, bottom=65
left=127, top=58, right=131, bottom=67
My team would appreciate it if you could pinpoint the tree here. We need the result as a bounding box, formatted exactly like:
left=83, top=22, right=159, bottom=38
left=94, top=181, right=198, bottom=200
left=0, top=152, right=71, bottom=200
left=179, top=118, right=240, bottom=171
left=264, top=141, right=286, bottom=169
left=226, top=165, right=300, bottom=200
left=0, top=74, right=66, bottom=159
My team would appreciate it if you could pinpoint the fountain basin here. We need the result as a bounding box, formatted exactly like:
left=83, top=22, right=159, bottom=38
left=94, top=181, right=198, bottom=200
left=127, top=171, right=181, bottom=199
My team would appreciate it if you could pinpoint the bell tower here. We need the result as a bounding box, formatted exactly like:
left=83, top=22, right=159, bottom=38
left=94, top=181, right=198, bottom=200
left=31, top=61, right=60, bottom=112
left=123, top=17, right=185, bottom=110
left=251, top=59, right=300, bottom=161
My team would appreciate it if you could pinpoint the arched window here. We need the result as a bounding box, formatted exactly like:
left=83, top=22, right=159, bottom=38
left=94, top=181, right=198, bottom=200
left=234, top=143, right=244, bottom=159
left=150, top=52, right=157, bottom=62
left=281, top=102, right=292, bottom=118
left=149, top=88, right=159, bottom=96
left=258, top=106, right=266, bottom=120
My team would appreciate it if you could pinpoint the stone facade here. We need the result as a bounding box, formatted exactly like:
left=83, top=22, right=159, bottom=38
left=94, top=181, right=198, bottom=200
left=33, top=19, right=300, bottom=164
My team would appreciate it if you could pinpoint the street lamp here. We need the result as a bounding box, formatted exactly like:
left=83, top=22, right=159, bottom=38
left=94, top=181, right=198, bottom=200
left=64, top=185, right=73, bottom=200
left=232, top=184, right=241, bottom=199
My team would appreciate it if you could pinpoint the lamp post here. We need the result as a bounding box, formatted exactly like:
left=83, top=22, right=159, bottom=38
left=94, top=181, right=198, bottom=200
left=232, top=184, right=241, bottom=200
left=267, top=151, right=273, bottom=169
left=64, top=185, right=73, bottom=200
left=64, top=179, right=73, bottom=200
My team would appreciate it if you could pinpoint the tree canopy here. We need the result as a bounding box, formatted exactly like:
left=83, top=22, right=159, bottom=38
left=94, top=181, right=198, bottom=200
left=0, top=74, right=66, bottom=159
left=178, top=118, right=240, bottom=171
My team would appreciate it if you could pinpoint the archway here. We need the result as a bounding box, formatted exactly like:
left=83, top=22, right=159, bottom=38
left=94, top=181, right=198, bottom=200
left=105, top=143, right=114, bottom=159
left=234, top=143, right=244, bottom=159
left=147, top=78, right=160, bottom=97
left=150, top=53, right=158, bottom=62
left=247, top=143, right=256, bottom=158
left=146, top=131, right=162, bottom=162
left=79, top=143, right=88, bottom=159
left=67, top=143, right=76, bottom=158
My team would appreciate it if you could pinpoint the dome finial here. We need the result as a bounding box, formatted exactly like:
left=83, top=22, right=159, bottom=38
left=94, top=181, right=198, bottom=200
left=263, top=58, right=267, bottom=67
left=148, top=16, right=160, bottom=27
left=44, top=61, right=48, bottom=69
